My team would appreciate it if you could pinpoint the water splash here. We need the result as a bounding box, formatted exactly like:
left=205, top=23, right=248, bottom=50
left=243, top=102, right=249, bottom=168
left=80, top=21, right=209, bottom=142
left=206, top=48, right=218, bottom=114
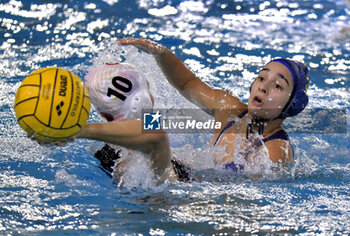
left=113, top=150, right=157, bottom=189
left=1, top=0, right=349, bottom=234
left=81, top=40, right=334, bottom=187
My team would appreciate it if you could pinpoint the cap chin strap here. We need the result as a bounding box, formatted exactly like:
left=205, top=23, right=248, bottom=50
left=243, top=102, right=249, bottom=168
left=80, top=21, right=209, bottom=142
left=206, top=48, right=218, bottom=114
left=246, top=117, right=265, bottom=139
left=276, top=89, right=295, bottom=120
left=246, top=109, right=288, bottom=139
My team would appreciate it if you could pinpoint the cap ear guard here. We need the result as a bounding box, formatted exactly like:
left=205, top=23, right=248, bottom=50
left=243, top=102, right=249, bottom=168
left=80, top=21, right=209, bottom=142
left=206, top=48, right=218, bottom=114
left=283, top=89, right=309, bottom=118
left=277, top=59, right=310, bottom=118
left=118, top=87, right=153, bottom=120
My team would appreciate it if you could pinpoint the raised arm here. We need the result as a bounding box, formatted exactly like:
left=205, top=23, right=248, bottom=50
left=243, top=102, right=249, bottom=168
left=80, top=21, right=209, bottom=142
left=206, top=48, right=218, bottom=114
left=118, top=38, right=246, bottom=115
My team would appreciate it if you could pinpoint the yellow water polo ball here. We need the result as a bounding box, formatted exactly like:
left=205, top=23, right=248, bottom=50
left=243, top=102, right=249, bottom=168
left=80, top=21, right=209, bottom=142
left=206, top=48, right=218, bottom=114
left=14, top=67, right=91, bottom=142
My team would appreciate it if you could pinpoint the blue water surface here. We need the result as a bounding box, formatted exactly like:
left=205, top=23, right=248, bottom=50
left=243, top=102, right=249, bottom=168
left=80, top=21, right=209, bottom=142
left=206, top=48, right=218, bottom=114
left=0, top=0, right=349, bottom=234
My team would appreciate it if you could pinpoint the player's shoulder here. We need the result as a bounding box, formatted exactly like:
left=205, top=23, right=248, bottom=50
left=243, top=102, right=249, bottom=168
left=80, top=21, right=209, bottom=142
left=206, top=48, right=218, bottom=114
left=264, top=138, right=293, bottom=163
left=212, top=89, right=247, bottom=121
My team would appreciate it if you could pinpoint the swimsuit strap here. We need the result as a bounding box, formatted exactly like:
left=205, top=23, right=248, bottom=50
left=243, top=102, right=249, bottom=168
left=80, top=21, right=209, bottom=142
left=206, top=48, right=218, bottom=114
left=262, top=129, right=289, bottom=143
left=214, top=110, right=289, bottom=145
left=223, top=126, right=290, bottom=172
left=214, top=110, right=248, bottom=145
left=217, top=111, right=290, bottom=173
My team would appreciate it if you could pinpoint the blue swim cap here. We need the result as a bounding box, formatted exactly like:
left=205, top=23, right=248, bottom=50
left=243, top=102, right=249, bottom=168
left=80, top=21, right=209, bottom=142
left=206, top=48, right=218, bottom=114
left=271, top=58, right=310, bottom=118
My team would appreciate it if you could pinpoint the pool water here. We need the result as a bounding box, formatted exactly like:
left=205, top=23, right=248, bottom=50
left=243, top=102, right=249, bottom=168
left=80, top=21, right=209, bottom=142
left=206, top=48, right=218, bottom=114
left=1, top=0, right=349, bottom=234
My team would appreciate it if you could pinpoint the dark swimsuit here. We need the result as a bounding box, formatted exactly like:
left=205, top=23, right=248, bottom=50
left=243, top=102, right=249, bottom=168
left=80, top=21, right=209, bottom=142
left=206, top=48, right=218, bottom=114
left=214, top=110, right=289, bottom=171
left=94, top=144, right=192, bottom=181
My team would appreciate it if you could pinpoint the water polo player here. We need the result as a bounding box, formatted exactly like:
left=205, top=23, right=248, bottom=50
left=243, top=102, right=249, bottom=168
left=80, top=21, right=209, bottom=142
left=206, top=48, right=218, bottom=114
left=118, top=38, right=310, bottom=170
left=78, top=62, right=188, bottom=182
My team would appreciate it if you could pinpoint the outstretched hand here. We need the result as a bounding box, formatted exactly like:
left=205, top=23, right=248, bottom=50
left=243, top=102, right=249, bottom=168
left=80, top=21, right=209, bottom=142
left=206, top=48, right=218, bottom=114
left=27, top=133, right=75, bottom=147
left=117, top=38, right=165, bottom=56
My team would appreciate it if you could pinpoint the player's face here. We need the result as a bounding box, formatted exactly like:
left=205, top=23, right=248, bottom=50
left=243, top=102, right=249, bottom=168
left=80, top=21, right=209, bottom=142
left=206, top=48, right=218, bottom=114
left=248, top=61, right=294, bottom=120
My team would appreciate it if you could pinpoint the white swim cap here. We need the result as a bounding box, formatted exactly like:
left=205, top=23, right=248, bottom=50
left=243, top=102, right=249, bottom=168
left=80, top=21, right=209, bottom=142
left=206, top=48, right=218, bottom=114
left=85, top=62, right=153, bottom=121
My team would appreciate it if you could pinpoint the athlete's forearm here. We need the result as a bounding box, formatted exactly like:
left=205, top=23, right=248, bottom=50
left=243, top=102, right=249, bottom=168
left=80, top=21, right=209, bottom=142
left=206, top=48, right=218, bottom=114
left=154, top=47, right=198, bottom=93
left=77, top=121, right=166, bottom=153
